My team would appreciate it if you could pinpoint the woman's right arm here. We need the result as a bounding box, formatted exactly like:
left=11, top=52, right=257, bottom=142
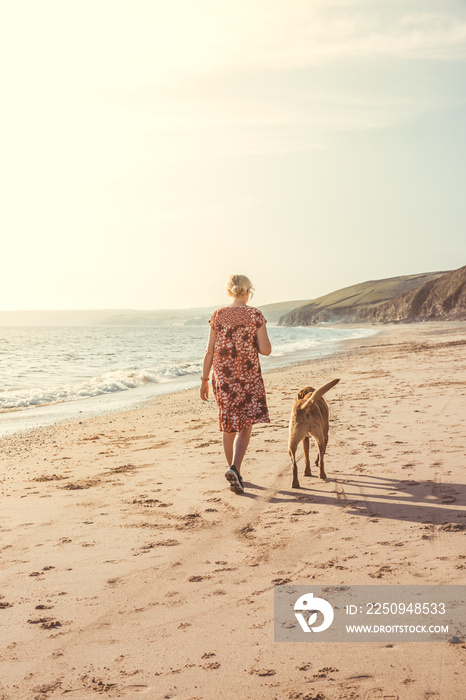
left=256, top=323, right=272, bottom=356
left=200, top=326, right=216, bottom=401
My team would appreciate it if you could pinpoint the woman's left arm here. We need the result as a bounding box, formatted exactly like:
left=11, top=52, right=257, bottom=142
left=200, top=327, right=216, bottom=401
left=256, top=323, right=272, bottom=356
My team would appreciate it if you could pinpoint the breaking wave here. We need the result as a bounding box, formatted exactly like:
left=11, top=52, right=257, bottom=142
left=0, top=361, right=203, bottom=410
left=1, top=325, right=377, bottom=412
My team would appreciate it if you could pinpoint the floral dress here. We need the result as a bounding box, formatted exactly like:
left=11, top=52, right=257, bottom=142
left=209, top=305, right=270, bottom=433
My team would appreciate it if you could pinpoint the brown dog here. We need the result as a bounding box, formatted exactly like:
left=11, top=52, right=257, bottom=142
left=288, top=379, right=340, bottom=488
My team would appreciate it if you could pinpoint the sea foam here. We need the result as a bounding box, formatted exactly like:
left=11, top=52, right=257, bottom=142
left=0, top=324, right=377, bottom=412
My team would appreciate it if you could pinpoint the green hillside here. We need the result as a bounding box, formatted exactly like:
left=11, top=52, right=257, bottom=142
left=279, top=271, right=448, bottom=326
left=98, top=300, right=308, bottom=326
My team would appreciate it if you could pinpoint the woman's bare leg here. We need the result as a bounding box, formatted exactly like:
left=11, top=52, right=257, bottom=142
left=232, top=425, right=252, bottom=474
left=223, top=426, right=253, bottom=474
left=223, top=432, right=236, bottom=466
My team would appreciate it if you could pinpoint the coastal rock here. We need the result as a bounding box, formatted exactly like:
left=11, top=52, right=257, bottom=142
left=278, top=270, right=447, bottom=326
left=355, top=265, right=466, bottom=323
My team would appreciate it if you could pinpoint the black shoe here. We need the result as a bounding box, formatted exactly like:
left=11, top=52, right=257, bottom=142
left=233, top=467, right=244, bottom=491
left=225, top=465, right=244, bottom=494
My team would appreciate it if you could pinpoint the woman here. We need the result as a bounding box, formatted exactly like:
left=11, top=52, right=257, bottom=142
left=200, top=274, right=272, bottom=494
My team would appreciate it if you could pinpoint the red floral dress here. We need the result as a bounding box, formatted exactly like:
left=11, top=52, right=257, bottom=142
left=209, top=305, right=270, bottom=433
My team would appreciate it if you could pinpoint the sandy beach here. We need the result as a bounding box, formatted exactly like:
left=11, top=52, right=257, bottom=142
left=1, top=321, right=465, bottom=700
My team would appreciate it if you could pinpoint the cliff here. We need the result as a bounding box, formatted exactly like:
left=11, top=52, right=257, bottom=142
left=278, top=271, right=447, bottom=326
left=355, top=265, right=466, bottom=323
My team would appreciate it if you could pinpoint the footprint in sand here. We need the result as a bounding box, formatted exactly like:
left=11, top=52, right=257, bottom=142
left=32, top=681, right=63, bottom=696
left=369, top=565, right=394, bottom=579
left=312, top=666, right=338, bottom=680
left=365, top=690, right=400, bottom=700
left=133, top=539, right=180, bottom=555
left=249, top=668, right=276, bottom=677
left=439, top=523, right=465, bottom=532
left=29, top=566, right=55, bottom=578
left=297, top=662, right=312, bottom=671
left=187, top=575, right=212, bottom=582
left=27, top=617, right=62, bottom=630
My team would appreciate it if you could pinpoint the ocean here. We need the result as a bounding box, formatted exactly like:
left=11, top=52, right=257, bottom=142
left=0, top=324, right=377, bottom=436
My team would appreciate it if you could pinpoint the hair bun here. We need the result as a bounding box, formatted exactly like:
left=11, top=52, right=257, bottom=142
left=226, top=274, right=254, bottom=298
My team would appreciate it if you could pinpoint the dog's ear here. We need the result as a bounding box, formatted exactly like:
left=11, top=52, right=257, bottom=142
left=297, top=386, right=314, bottom=400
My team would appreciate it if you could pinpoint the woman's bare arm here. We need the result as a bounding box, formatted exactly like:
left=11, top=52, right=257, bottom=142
left=256, top=323, right=272, bottom=356
left=200, top=327, right=216, bottom=400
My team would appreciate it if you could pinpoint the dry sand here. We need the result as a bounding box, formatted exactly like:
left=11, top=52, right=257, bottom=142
left=1, top=322, right=465, bottom=700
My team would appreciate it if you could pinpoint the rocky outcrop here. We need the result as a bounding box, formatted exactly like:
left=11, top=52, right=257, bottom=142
left=279, top=271, right=447, bottom=326
left=355, top=266, right=466, bottom=323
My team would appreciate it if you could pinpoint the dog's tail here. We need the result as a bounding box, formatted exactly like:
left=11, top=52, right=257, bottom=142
left=300, top=378, right=340, bottom=411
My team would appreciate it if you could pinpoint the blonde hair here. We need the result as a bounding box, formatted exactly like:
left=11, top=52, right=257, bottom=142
left=226, top=273, right=254, bottom=298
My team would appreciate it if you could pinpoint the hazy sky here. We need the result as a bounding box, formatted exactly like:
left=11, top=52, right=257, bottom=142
left=1, top=0, right=465, bottom=310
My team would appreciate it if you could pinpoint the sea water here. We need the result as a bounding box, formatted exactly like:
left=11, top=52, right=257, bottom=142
left=0, top=324, right=377, bottom=436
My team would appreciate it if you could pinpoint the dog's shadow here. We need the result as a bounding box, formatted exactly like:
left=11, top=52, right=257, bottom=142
left=268, top=473, right=466, bottom=527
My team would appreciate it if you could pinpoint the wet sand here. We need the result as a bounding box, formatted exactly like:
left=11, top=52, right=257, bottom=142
left=0, top=322, right=465, bottom=699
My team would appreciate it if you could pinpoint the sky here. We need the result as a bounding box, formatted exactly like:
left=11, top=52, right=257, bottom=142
left=1, top=0, right=465, bottom=310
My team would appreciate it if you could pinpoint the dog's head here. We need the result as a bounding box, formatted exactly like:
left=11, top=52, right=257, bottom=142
left=296, top=386, right=314, bottom=401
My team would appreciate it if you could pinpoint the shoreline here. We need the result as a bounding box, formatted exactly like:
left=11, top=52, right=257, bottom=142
left=1, top=321, right=465, bottom=699
left=0, top=324, right=379, bottom=438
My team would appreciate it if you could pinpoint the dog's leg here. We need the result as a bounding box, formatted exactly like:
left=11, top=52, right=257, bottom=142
left=303, top=436, right=312, bottom=476
left=288, top=444, right=300, bottom=488
left=310, top=427, right=327, bottom=480
left=320, top=427, right=330, bottom=479
left=317, top=438, right=327, bottom=479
